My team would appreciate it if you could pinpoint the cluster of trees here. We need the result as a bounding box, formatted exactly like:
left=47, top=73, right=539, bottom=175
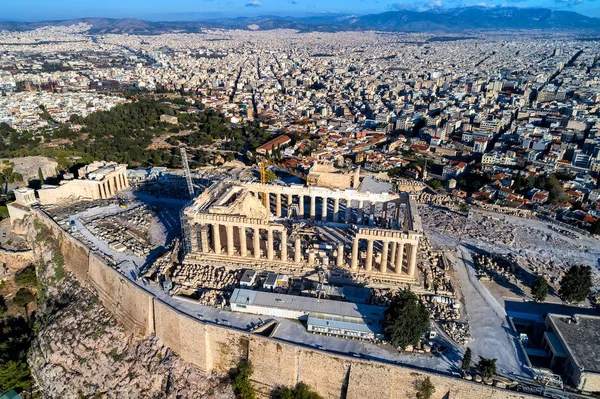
left=530, top=265, right=592, bottom=303
left=1, top=97, right=274, bottom=171
left=460, top=348, right=497, bottom=379
left=0, top=265, right=38, bottom=394
left=230, top=360, right=323, bottom=399
left=513, top=173, right=569, bottom=203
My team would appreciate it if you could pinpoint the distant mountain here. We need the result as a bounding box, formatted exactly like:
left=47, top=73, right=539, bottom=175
left=1, top=7, right=599, bottom=34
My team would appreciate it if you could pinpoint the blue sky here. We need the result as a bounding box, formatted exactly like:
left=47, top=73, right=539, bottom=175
left=2, top=0, right=599, bottom=21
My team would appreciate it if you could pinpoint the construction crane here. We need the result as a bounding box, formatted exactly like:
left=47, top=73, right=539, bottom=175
left=180, top=147, right=195, bottom=197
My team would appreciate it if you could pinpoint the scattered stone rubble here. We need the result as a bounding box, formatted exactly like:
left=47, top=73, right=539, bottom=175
left=171, top=264, right=241, bottom=306
left=83, top=205, right=157, bottom=256
left=473, top=253, right=519, bottom=283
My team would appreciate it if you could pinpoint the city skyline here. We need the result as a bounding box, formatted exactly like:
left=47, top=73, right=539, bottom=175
left=3, top=0, right=600, bottom=21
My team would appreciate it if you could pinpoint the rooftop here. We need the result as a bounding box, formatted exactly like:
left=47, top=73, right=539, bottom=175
left=548, top=313, right=600, bottom=372
left=230, top=288, right=385, bottom=323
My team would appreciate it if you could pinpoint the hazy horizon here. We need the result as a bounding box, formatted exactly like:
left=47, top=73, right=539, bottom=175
left=2, top=0, right=600, bottom=22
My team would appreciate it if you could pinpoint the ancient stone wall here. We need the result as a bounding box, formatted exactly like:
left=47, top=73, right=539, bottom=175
left=88, top=253, right=152, bottom=336
left=0, top=249, right=34, bottom=269
left=29, top=210, right=538, bottom=399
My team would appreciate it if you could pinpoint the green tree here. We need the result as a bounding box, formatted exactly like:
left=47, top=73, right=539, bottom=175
left=0, top=360, right=31, bottom=392
left=14, top=266, right=38, bottom=288
left=0, top=163, right=23, bottom=194
left=384, top=289, right=430, bottom=350
left=0, top=295, right=7, bottom=317
left=414, top=376, right=435, bottom=399
left=476, top=357, right=497, bottom=379
left=429, top=179, right=443, bottom=190
left=0, top=206, right=8, bottom=220
left=12, top=288, right=35, bottom=309
left=559, top=265, right=593, bottom=303
left=231, top=360, right=255, bottom=399
left=531, top=276, right=549, bottom=302
left=461, top=347, right=472, bottom=371
left=264, top=169, right=277, bottom=182
left=277, top=382, right=323, bottom=399
left=37, top=167, right=44, bottom=185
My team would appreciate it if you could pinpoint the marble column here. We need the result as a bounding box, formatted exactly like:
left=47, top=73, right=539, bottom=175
left=321, top=197, right=328, bottom=220
left=267, top=228, right=274, bottom=260
left=287, top=194, right=293, bottom=216
left=200, top=226, right=209, bottom=253
left=295, top=237, right=302, bottom=263
left=280, top=230, right=287, bottom=261
left=299, top=195, right=305, bottom=218
left=265, top=192, right=271, bottom=212
left=381, top=202, right=388, bottom=226
left=395, top=242, right=404, bottom=274
left=357, top=200, right=364, bottom=224
left=212, top=224, right=221, bottom=254
left=239, top=226, right=247, bottom=257
left=336, top=244, right=344, bottom=267
left=254, top=228, right=261, bottom=259
left=310, top=196, right=316, bottom=219
left=276, top=193, right=282, bottom=217
left=408, top=243, right=418, bottom=277
left=344, top=199, right=352, bottom=223
left=351, top=238, right=359, bottom=270
left=365, top=239, right=373, bottom=272
left=390, top=242, right=397, bottom=268
left=369, top=202, right=376, bottom=226
left=226, top=225, right=234, bottom=256
left=380, top=241, right=389, bottom=273
left=333, top=198, right=340, bottom=222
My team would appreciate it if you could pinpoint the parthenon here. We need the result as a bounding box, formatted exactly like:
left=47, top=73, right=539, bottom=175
left=182, top=180, right=422, bottom=282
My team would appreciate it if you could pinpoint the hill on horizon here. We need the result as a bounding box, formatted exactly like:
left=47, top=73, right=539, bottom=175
left=1, top=7, right=599, bottom=34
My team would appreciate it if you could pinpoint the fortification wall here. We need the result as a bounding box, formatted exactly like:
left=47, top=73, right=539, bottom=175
left=29, top=211, right=538, bottom=399
left=60, top=232, right=90, bottom=283
left=88, top=253, right=151, bottom=336
left=0, top=249, right=34, bottom=269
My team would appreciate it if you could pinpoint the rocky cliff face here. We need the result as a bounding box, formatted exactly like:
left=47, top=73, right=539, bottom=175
left=26, top=217, right=234, bottom=399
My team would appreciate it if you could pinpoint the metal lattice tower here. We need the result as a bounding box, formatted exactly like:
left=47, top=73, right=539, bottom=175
left=180, top=147, right=194, bottom=197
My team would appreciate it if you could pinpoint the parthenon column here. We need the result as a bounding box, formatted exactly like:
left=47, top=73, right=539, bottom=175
left=365, top=239, right=374, bottom=272
left=351, top=238, right=359, bottom=270
left=408, top=243, right=418, bottom=277
left=265, top=193, right=271, bottom=212
left=395, top=242, right=404, bottom=274
left=276, top=193, right=282, bottom=217
left=357, top=200, right=364, bottom=223
left=295, top=237, right=302, bottom=263
left=200, top=226, right=209, bottom=253
left=280, top=230, right=287, bottom=262
left=380, top=241, right=389, bottom=273
left=333, top=198, right=340, bottom=222
left=390, top=242, right=397, bottom=268
left=212, top=224, right=221, bottom=254
left=344, top=199, right=352, bottom=223
left=336, top=244, right=344, bottom=267
left=254, top=227, right=261, bottom=259
left=267, top=228, right=274, bottom=260
left=226, top=225, right=234, bottom=256
left=310, top=196, right=316, bottom=219
left=321, top=197, right=328, bottom=220
left=239, top=226, right=247, bottom=257
left=369, top=202, right=376, bottom=226
left=287, top=194, right=293, bottom=216
left=299, top=195, right=305, bottom=217
left=381, top=202, right=388, bottom=226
